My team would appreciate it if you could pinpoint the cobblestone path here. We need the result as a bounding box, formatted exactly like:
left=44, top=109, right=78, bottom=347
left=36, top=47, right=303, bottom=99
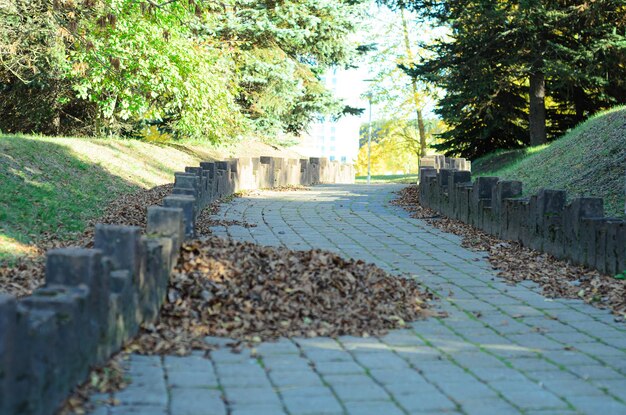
left=94, top=185, right=626, bottom=415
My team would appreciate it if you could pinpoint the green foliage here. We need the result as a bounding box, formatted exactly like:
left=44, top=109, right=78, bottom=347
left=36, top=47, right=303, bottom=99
left=71, top=1, right=246, bottom=142
left=380, top=0, right=626, bottom=158
left=0, top=0, right=364, bottom=142
left=356, top=118, right=444, bottom=175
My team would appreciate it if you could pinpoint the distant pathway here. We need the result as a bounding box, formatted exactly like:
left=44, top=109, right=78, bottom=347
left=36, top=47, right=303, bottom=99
left=94, top=184, right=626, bottom=415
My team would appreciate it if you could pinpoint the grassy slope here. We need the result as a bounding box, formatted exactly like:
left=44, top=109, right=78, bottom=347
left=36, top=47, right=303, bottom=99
left=0, top=135, right=301, bottom=261
left=472, top=106, right=626, bottom=217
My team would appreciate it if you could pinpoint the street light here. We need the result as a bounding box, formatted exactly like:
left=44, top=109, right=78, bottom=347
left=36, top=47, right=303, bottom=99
left=366, top=92, right=373, bottom=184
left=363, top=79, right=375, bottom=185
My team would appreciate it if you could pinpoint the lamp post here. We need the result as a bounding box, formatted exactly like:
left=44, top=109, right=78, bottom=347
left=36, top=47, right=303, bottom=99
left=366, top=92, right=372, bottom=184
left=363, top=78, right=375, bottom=185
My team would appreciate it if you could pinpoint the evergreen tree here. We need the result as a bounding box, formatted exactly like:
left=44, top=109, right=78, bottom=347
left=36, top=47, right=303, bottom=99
left=381, top=0, right=626, bottom=158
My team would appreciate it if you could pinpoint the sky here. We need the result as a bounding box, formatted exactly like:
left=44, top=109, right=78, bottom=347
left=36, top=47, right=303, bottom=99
left=294, top=2, right=445, bottom=161
left=341, top=1, right=445, bottom=124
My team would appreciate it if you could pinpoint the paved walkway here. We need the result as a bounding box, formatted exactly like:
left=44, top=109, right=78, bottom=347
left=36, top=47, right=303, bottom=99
left=93, top=185, right=626, bottom=415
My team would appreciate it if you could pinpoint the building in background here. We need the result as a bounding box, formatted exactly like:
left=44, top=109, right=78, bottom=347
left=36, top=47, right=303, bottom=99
left=294, top=67, right=364, bottom=163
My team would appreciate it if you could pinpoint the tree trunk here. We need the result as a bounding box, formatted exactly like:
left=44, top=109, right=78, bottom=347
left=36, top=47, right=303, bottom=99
left=529, top=70, right=547, bottom=146
left=417, top=109, right=426, bottom=156
left=573, top=86, right=586, bottom=123
left=400, top=8, right=427, bottom=156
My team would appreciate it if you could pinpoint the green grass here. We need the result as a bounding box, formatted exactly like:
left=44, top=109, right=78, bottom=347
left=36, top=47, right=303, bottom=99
left=0, top=135, right=212, bottom=262
left=355, top=174, right=419, bottom=184
left=472, top=106, right=626, bottom=217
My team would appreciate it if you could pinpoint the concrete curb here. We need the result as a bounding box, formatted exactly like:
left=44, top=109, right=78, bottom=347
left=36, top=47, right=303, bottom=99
left=419, top=157, right=625, bottom=276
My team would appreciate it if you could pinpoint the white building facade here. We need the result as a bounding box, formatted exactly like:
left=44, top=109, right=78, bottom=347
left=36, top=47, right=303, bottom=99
left=295, top=68, right=363, bottom=163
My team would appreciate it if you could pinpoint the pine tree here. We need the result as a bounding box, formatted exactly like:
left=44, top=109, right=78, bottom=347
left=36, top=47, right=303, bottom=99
left=380, top=0, right=626, bottom=158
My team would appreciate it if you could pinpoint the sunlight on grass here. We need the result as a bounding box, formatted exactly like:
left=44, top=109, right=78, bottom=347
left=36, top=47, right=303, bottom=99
left=0, top=134, right=304, bottom=264
left=355, top=174, right=418, bottom=184
left=59, top=138, right=206, bottom=189
left=0, top=135, right=211, bottom=261
left=0, top=235, right=40, bottom=262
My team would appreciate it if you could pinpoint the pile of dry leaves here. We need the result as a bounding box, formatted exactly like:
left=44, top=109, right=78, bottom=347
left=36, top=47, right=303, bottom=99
left=131, top=236, right=434, bottom=354
left=393, top=185, right=626, bottom=317
left=0, top=184, right=173, bottom=297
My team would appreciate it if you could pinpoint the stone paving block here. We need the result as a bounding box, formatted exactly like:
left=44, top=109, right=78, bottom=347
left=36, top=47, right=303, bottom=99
left=566, top=396, right=626, bottom=415
left=544, top=330, right=595, bottom=343
left=451, top=351, right=509, bottom=369
left=255, top=339, right=300, bottom=355
left=393, top=389, right=457, bottom=412
left=460, top=398, right=521, bottom=415
left=338, top=336, right=389, bottom=352
left=219, top=374, right=273, bottom=388
left=600, top=335, right=626, bottom=349
left=167, top=370, right=219, bottom=388
left=566, top=364, right=624, bottom=380
left=269, top=370, right=325, bottom=387
left=383, top=380, right=443, bottom=397
left=485, top=345, right=541, bottom=359
left=259, top=354, right=313, bottom=373
left=413, top=361, right=473, bottom=384
left=435, top=380, right=500, bottom=402
left=352, top=352, right=410, bottom=369
left=540, top=350, right=600, bottom=367
left=282, top=395, right=344, bottom=415
left=490, top=380, right=567, bottom=410
left=331, top=382, right=391, bottom=402
left=109, top=406, right=167, bottom=415
left=114, top=386, right=168, bottom=407
left=90, top=406, right=110, bottom=415
left=263, top=359, right=313, bottom=373
left=278, top=385, right=336, bottom=399
left=523, top=369, right=581, bottom=384
left=343, top=400, right=405, bottom=415
left=303, top=349, right=355, bottom=362
left=224, top=386, right=282, bottom=406
left=313, top=360, right=365, bottom=375
left=165, top=355, right=214, bottom=373
left=210, top=348, right=256, bottom=364
left=540, top=378, right=606, bottom=397
left=215, top=362, right=266, bottom=377
left=393, top=346, right=444, bottom=362
left=507, top=357, right=561, bottom=372
left=368, top=368, right=429, bottom=386
left=125, top=362, right=166, bottom=381
left=261, top=353, right=308, bottom=365
left=323, top=373, right=380, bottom=387
left=379, top=330, right=425, bottom=346
left=506, top=333, right=565, bottom=351
left=230, top=406, right=287, bottom=415
left=170, top=388, right=226, bottom=415
left=473, top=367, right=532, bottom=383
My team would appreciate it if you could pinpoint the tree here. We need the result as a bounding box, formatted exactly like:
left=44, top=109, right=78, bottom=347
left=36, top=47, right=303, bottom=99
left=361, top=4, right=435, bottom=158
left=0, top=0, right=366, bottom=142
left=356, top=117, right=444, bottom=175
left=380, top=0, right=626, bottom=158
